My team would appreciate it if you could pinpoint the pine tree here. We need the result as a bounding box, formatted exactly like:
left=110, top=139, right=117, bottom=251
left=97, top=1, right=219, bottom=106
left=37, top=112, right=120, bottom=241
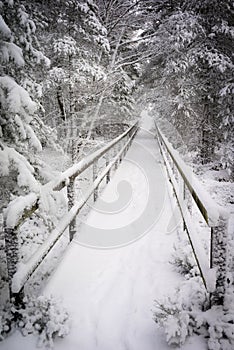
left=0, top=1, right=57, bottom=209
left=139, top=0, right=234, bottom=177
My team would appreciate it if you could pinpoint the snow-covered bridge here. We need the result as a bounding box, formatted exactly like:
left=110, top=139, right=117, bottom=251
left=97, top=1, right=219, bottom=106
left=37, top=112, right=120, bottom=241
left=2, top=114, right=229, bottom=350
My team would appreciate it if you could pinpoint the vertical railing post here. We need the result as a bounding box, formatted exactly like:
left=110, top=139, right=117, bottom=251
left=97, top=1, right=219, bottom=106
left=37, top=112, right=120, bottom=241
left=93, top=160, right=98, bottom=201
left=67, top=177, right=76, bottom=241
left=119, top=140, right=123, bottom=163
left=4, top=222, right=24, bottom=304
left=123, top=137, right=127, bottom=157
left=129, top=129, right=133, bottom=146
left=114, top=144, right=118, bottom=170
left=183, top=179, right=187, bottom=231
left=106, top=152, right=110, bottom=184
left=210, top=217, right=229, bottom=305
left=67, top=138, right=79, bottom=241
left=171, top=155, right=175, bottom=174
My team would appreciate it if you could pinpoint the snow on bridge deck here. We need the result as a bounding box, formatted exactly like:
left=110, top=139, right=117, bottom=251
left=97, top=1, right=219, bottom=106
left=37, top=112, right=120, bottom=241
left=1, top=114, right=206, bottom=350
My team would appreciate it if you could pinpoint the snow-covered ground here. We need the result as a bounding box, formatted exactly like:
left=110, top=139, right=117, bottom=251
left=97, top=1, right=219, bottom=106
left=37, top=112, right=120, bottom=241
left=1, top=113, right=207, bottom=349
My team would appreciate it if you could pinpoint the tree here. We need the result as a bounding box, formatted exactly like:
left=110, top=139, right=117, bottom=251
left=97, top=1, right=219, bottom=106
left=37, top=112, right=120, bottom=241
left=139, top=0, right=234, bottom=177
left=86, top=0, right=150, bottom=128
left=27, top=0, right=110, bottom=158
left=0, top=1, right=58, bottom=210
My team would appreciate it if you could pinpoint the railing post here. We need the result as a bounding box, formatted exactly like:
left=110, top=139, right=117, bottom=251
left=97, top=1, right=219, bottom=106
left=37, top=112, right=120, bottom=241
left=210, top=217, right=229, bottom=305
left=123, top=140, right=127, bottom=157
left=119, top=140, right=123, bottom=163
left=182, top=180, right=187, bottom=231
left=4, top=222, right=24, bottom=304
left=106, top=153, right=110, bottom=184
left=67, top=138, right=79, bottom=242
left=114, top=145, right=118, bottom=170
left=114, top=159, right=118, bottom=170
left=67, top=177, right=76, bottom=241
left=93, top=161, right=98, bottom=201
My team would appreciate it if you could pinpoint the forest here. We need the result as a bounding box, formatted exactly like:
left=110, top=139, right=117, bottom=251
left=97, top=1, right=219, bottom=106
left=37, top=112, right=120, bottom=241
left=0, top=0, right=233, bottom=349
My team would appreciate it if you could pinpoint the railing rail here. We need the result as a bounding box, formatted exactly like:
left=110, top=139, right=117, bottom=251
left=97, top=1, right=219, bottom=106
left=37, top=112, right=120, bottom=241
left=4, top=122, right=138, bottom=230
left=155, top=124, right=229, bottom=305
left=4, top=122, right=138, bottom=302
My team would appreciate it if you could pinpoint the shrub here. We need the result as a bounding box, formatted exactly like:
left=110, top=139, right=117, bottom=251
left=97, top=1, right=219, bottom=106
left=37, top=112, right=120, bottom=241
left=153, top=232, right=234, bottom=350
left=0, top=304, right=14, bottom=341
left=153, top=276, right=208, bottom=346
left=0, top=295, right=70, bottom=348
left=171, top=234, right=199, bottom=278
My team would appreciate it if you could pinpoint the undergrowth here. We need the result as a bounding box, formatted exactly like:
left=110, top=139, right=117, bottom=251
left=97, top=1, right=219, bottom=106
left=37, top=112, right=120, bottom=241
left=153, top=232, right=234, bottom=350
left=0, top=295, right=70, bottom=348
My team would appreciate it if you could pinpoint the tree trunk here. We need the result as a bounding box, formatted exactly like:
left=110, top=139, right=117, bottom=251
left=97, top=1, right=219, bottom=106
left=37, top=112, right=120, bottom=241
left=200, top=103, right=214, bottom=164
left=57, top=86, right=66, bottom=121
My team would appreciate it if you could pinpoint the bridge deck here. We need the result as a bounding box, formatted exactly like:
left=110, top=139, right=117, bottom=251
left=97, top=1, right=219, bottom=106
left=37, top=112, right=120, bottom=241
left=1, top=115, right=206, bottom=349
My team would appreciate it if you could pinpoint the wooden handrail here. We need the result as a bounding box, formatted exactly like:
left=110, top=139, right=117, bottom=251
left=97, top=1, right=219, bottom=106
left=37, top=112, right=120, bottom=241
left=155, top=123, right=229, bottom=305
left=11, top=135, right=136, bottom=294
left=4, top=122, right=138, bottom=230
left=156, top=124, right=222, bottom=226
left=4, top=122, right=138, bottom=300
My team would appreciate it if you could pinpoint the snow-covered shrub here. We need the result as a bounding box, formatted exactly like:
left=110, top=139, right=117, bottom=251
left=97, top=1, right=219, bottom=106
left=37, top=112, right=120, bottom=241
left=153, top=275, right=234, bottom=349
left=154, top=300, right=192, bottom=346
left=0, top=295, right=70, bottom=347
left=171, top=234, right=199, bottom=278
left=0, top=304, right=14, bottom=341
left=13, top=295, right=70, bottom=348
left=153, top=276, right=208, bottom=346
left=198, top=305, right=234, bottom=350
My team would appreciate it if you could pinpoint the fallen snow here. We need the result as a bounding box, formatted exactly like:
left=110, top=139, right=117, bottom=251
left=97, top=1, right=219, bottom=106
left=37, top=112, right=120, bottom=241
left=0, top=14, right=11, bottom=37
left=4, top=192, right=38, bottom=229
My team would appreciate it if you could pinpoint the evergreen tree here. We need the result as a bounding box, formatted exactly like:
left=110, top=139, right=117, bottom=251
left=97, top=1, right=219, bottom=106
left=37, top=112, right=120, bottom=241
left=0, top=0, right=57, bottom=210
left=139, top=0, right=234, bottom=178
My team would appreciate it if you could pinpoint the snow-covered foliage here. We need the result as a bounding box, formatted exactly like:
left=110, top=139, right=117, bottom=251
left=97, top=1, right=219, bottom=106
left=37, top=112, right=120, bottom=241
left=0, top=1, right=63, bottom=212
left=154, top=276, right=208, bottom=347
left=154, top=224, right=234, bottom=350
left=154, top=280, right=234, bottom=350
left=0, top=303, right=13, bottom=341
left=171, top=235, right=199, bottom=278
left=140, top=1, right=234, bottom=179
left=77, top=0, right=110, bottom=53
left=40, top=0, right=144, bottom=160
left=53, top=36, right=77, bottom=57
left=0, top=296, right=70, bottom=348
left=0, top=1, right=68, bottom=311
left=0, top=76, right=40, bottom=151
left=41, top=0, right=109, bottom=132
left=16, top=295, right=70, bottom=348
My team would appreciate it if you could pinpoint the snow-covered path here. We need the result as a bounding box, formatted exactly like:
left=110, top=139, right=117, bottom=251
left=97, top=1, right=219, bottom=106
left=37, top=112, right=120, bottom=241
left=1, top=115, right=206, bottom=350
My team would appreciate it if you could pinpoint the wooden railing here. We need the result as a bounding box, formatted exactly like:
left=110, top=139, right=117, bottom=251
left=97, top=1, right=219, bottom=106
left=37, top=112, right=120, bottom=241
left=3, top=122, right=138, bottom=303
left=155, top=124, right=229, bottom=305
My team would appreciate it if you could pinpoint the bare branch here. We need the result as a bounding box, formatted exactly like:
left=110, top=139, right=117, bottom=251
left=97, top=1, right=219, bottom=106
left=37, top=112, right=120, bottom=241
left=119, top=32, right=158, bottom=47
left=115, top=51, right=155, bottom=69
left=107, top=0, right=144, bottom=35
